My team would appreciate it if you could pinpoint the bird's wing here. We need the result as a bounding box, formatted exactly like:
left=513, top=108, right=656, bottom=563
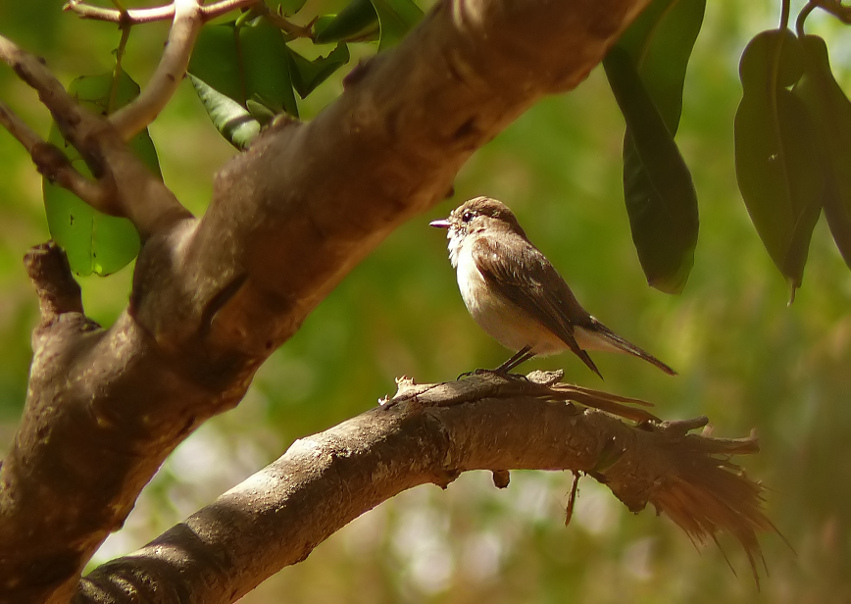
left=472, top=235, right=602, bottom=378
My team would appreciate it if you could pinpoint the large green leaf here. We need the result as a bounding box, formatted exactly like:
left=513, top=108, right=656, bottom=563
left=604, top=45, right=699, bottom=294
left=42, top=71, right=161, bottom=276
left=603, top=0, right=703, bottom=294
left=238, top=17, right=298, bottom=117
left=618, top=0, right=706, bottom=129
left=188, top=17, right=298, bottom=144
left=794, top=35, right=851, bottom=270
left=370, top=0, right=423, bottom=51
left=188, top=23, right=243, bottom=103
left=287, top=43, right=350, bottom=98
left=313, top=0, right=379, bottom=44
left=314, top=0, right=422, bottom=49
left=734, top=29, right=823, bottom=300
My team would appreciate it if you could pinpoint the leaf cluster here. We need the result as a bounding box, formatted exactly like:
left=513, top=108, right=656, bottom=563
left=42, top=0, right=424, bottom=275
left=735, top=25, right=851, bottom=301
left=603, top=0, right=851, bottom=301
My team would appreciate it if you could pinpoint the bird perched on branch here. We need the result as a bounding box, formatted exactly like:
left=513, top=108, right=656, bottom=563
left=430, top=196, right=676, bottom=379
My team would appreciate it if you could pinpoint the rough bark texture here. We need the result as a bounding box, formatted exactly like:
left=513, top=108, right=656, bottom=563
left=0, top=0, right=672, bottom=602
left=74, top=373, right=766, bottom=603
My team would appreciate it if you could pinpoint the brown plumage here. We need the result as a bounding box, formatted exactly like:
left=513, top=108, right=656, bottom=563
left=430, top=196, right=675, bottom=378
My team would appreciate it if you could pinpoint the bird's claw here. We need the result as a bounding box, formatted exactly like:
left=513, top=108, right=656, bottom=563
left=457, top=368, right=529, bottom=381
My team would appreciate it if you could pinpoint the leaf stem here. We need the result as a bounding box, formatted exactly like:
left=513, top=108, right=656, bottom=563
left=780, top=0, right=791, bottom=29
left=109, top=24, right=132, bottom=114
left=796, top=2, right=817, bottom=36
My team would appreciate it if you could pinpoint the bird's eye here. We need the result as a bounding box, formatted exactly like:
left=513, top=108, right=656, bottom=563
left=461, top=211, right=474, bottom=223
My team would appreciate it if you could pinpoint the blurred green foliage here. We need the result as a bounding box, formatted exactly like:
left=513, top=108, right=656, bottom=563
left=1, top=1, right=850, bottom=603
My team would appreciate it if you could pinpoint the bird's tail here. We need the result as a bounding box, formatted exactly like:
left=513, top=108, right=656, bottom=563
left=575, top=319, right=677, bottom=376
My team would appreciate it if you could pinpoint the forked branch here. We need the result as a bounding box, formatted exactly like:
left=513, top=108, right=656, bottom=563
left=0, top=35, right=191, bottom=237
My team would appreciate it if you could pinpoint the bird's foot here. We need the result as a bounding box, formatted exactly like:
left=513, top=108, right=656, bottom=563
left=457, top=368, right=528, bottom=381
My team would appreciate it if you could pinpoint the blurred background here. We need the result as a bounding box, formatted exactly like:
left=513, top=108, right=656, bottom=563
left=1, top=1, right=850, bottom=602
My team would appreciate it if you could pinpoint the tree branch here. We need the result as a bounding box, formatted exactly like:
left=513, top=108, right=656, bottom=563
left=0, top=100, right=113, bottom=209
left=75, top=373, right=773, bottom=603
left=108, top=0, right=204, bottom=141
left=0, top=34, right=192, bottom=238
left=0, top=1, right=667, bottom=601
left=64, top=0, right=259, bottom=25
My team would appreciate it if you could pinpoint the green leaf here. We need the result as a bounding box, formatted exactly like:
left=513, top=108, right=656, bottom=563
left=794, top=35, right=851, bottom=270
left=188, top=23, right=243, bottom=103
left=370, top=0, right=423, bottom=51
left=603, top=45, right=699, bottom=294
left=313, top=0, right=379, bottom=44
left=238, top=17, right=299, bottom=117
left=602, top=0, right=703, bottom=294
left=188, top=17, right=299, bottom=137
left=734, top=29, right=823, bottom=299
left=189, top=74, right=261, bottom=150
left=42, top=71, right=161, bottom=276
left=617, top=0, right=706, bottom=130
left=287, top=43, right=350, bottom=98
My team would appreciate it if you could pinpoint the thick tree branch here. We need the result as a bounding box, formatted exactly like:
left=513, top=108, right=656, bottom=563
left=1, top=1, right=663, bottom=602
left=75, top=373, right=773, bottom=603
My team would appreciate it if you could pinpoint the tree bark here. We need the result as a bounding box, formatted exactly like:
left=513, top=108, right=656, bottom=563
left=75, top=373, right=767, bottom=603
left=0, top=1, right=671, bottom=602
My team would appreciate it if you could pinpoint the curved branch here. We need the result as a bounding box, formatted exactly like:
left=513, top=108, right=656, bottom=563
left=109, top=0, right=204, bottom=141
left=64, top=0, right=259, bottom=25
left=76, top=374, right=773, bottom=603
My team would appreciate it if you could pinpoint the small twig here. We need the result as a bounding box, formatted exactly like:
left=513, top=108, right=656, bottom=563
left=0, top=100, right=43, bottom=152
left=797, top=1, right=818, bottom=35
left=564, top=470, right=580, bottom=526
left=32, top=142, right=115, bottom=213
left=780, top=0, right=791, bottom=29
left=0, top=63, right=114, bottom=213
left=64, top=0, right=260, bottom=25
left=108, top=0, right=202, bottom=140
left=0, top=36, right=86, bottom=127
left=109, top=23, right=133, bottom=113
left=65, top=0, right=174, bottom=23
left=258, top=3, right=315, bottom=39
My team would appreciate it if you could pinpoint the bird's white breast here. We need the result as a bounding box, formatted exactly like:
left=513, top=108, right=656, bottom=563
left=451, top=236, right=566, bottom=356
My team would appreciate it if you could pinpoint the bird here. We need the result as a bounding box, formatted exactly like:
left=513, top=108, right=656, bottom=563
left=429, top=196, right=676, bottom=379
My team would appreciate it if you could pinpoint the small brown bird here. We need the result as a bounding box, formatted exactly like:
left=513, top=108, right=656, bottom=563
left=430, top=196, right=676, bottom=379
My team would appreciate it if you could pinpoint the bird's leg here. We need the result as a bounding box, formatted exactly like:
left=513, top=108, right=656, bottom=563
left=496, top=346, right=535, bottom=373
left=456, top=347, right=534, bottom=379
left=457, top=346, right=534, bottom=380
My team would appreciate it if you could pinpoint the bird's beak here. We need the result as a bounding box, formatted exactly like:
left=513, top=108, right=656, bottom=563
left=429, top=219, right=450, bottom=229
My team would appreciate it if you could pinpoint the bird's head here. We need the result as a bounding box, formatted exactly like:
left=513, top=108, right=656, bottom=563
left=429, top=196, right=526, bottom=238
left=430, top=197, right=527, bottom=268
